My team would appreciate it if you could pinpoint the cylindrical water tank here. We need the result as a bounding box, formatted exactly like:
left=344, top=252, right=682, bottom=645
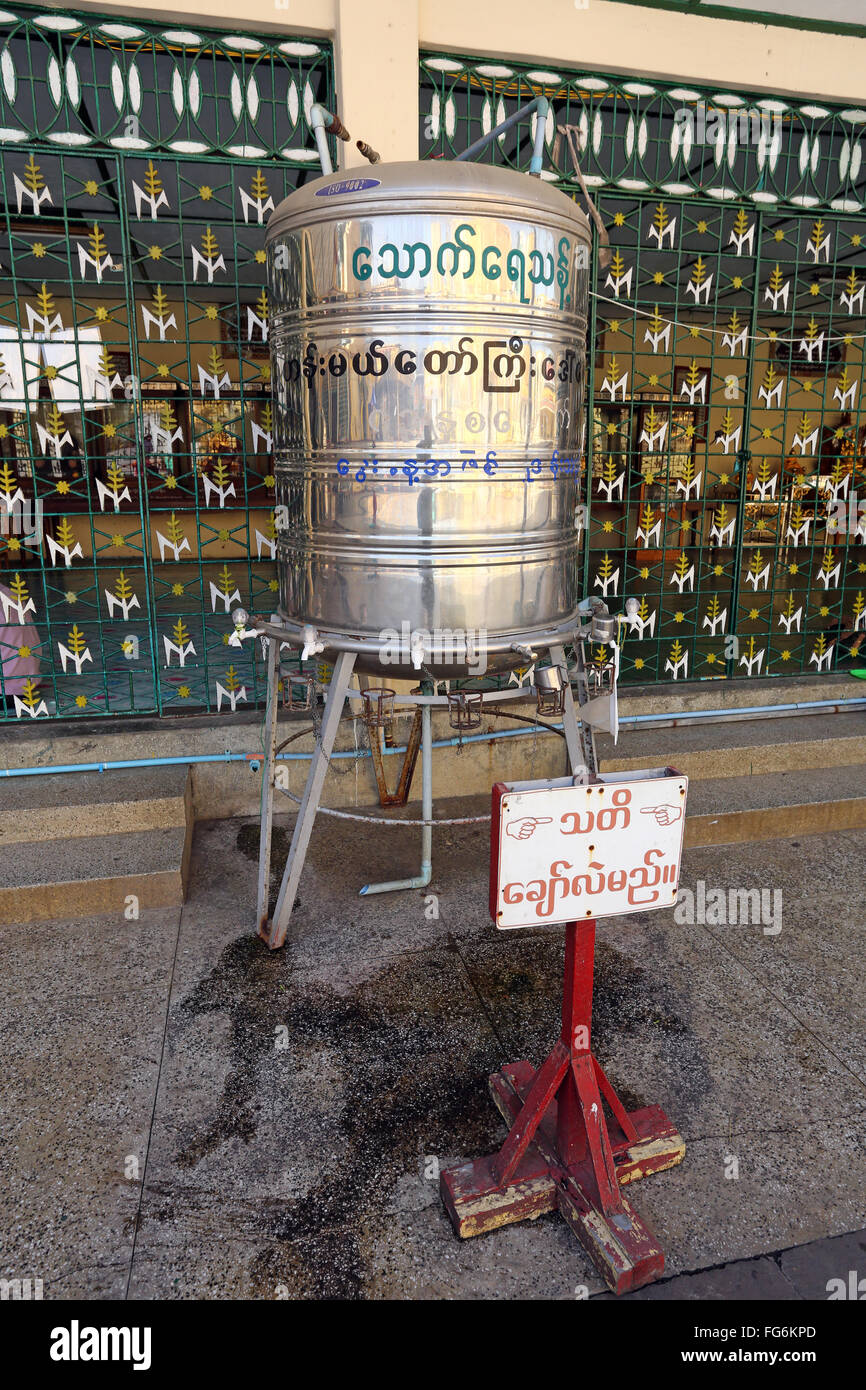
left=267, top=160, right=591, bottom=676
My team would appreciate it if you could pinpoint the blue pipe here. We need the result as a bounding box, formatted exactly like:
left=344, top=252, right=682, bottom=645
left=457, top=96, right=550, bottom=174
left=1, top=753, right=241, bottom=777
left=1, top=696, right=864, bottom=779
left=0, top=724, right=543, bottom=779
left=625, top=698, right=866, bottom=725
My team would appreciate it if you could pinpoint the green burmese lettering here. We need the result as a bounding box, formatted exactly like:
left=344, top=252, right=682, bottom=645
left=403, top=241, right=432, bottom=277
left=528, top=249, right=554, bottom=285
left=379, top=242, right=402, bottom=278
left=482, top=245, right=502, bottom=279
left=378, top=240, right=433, bottom=278
left=436, top=222, right=476, bottom=278
left=350, top=226, right=567, bottom=297
left=506, top=248, right=528, bottom=303
left=352, top=245, right=372, bottom=280
left=557, top=235, right=571, bottom=308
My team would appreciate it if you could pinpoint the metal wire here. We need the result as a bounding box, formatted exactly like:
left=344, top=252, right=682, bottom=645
left=274, top=783, right=491, bottom=826
left=270, top=702, right=565, bottom=824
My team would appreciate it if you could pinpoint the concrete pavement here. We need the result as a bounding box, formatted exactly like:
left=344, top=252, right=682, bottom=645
left=1, top=801, right=865, bottom=1299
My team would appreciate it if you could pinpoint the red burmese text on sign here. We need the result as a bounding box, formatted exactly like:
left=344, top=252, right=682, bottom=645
left=560, top=786, right=632, bottom=834
left=502, top=848, right=679, bottom=920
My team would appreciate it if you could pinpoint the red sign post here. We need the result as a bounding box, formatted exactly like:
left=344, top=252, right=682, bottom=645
left=440, top=770, right=688, bottom=1295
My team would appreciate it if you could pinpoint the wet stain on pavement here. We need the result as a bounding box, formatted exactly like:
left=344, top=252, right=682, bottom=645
left=155, top=830, right=711, bottom=1297
left=165, top=932, right=506, bottom=1297
left=458, top=931, right=713, bottom=1118
left=236, top=821, right=271, bottom=863
left=173, top=935, right=286, bottom=1168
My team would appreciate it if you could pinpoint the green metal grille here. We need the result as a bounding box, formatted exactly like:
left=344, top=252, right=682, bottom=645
left=0, top=5, right=332, bottom=721
left=421, top=53, right=866, bottom=683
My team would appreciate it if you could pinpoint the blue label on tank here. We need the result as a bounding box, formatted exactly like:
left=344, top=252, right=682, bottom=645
left=315, top=178, right=381, bottom=196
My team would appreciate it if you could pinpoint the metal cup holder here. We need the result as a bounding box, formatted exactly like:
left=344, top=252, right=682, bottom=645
left=362, top=686, right=397, bottom=730
left=282, top=673, right=315, bottom=711
left=587, top=658, right=615, bottom=696
left=534, top=663, right=567, bottom=715
left=447, top=690, right=483, bottom=731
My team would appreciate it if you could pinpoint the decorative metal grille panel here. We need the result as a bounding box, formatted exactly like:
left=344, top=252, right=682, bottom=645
left=0, top=6, right=332, bottom=721
left=421, top=54, right=866, bottom=683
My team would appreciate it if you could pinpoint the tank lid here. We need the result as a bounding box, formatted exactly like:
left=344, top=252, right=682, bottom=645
left=266, top=159, right=591, bottom=241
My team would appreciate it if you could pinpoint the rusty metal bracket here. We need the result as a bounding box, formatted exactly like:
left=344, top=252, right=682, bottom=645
left=368, top=706, right=423, bottom=807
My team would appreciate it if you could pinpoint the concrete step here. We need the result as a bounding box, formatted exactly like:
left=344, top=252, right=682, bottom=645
left=0, top=824, right=193, bottom=925
left=617, top=671, right=866, bottom=716
left=684, top=765, right=866, bottom=847
left=599, top=711, right=866, bottom=783
left=0, top=766, right=191, bottom=845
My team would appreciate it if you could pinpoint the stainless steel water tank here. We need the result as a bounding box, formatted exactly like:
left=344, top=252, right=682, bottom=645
left=266, top=160, right=591, bottom=676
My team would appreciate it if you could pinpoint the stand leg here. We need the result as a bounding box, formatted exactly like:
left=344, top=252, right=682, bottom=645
left=262, top=650, right=356, bottom=950
left=360, top=700, right=433, bottom=895
left=557, top=918, right=594, bottom=1167
left=493, top=1042, right=570, bottom=1185
left=550, top=641, right=589, bottom=777
left=570, top=641, right=600, bottom=778
left=256, top=635, right=280, bottom=936
left=547, top=639, right=594, bottom=783
left=440, top=918, right=685, bottom=1293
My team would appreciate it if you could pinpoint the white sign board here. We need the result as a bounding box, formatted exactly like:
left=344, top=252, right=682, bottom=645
left=490, top=768, right=688, bottom=930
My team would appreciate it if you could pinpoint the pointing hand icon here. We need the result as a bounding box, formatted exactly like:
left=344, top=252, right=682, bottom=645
left=640, top=804, right=683, bottom=826
left=505, top=816, right=554, bottom=841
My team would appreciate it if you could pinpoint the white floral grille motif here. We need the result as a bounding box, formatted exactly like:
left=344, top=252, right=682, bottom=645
left=421, top=53, right=866, bottom=211
left=0, top=11, right=333, bottom=721
left=421, top=53, right=866, bottom=686
left=0, top=11, right=330, bottom=156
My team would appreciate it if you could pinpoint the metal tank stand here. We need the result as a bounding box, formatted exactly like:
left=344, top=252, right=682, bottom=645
left=549, top=641, right=586, bottom=775
left=241, top=599, right=630, bottom=951
left=257, top=648, right=356, bottom=949
left=255, top=652, right=572, bottom=950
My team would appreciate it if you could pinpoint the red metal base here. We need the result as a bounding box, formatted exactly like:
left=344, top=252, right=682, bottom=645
left=440, top=920, right=685, bottom=1295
